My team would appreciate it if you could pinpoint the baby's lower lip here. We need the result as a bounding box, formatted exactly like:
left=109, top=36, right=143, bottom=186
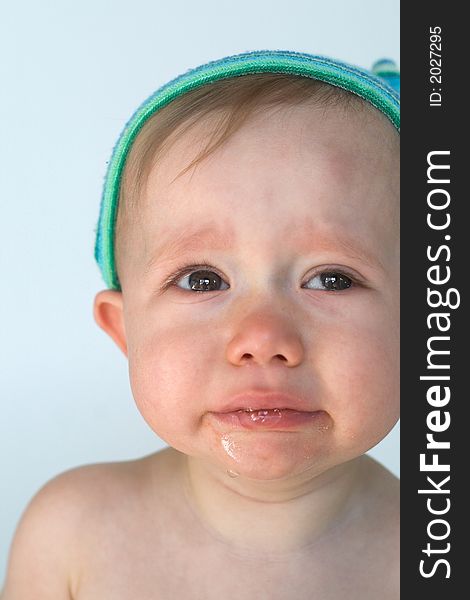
left=210, top=409, right=328, bottom=430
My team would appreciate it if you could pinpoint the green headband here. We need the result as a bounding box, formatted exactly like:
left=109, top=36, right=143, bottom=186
left=94, top=49, right=400, bottom=290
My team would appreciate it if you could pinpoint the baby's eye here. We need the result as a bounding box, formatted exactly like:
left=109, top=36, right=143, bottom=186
left=168, top=266, right=355, bottom=293
left=303, top=271, right=353, bottom=291
left=175, top=269, right=230, bottom=292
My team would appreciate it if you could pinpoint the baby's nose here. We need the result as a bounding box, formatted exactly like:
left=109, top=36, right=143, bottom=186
left=225, top=312, right=304, bottom=367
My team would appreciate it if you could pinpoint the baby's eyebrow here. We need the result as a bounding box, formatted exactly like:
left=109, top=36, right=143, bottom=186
left=145, top=224, right=234, bottom=272
left=145, top=222, right=386, bottom=274
left=297, top=230, right=386, bottom=272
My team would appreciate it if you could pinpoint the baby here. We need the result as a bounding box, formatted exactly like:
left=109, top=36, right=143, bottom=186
left=1, top=50, right=400, bottom=599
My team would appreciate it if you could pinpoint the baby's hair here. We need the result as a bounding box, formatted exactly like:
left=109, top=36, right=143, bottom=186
left=115, top=73, right=369, bottom=280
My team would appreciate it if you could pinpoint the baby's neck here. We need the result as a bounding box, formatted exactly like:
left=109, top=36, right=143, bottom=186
left=180, top=453, right=367, bottom=556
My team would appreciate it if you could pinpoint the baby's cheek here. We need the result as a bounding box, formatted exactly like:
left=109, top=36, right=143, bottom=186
left=320, top=305, right=399, bottom=447
left=127, top=325, right=212, bottom=435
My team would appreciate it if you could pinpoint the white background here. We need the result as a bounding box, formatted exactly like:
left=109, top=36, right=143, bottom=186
left=0, top=0, right=399, bottom=584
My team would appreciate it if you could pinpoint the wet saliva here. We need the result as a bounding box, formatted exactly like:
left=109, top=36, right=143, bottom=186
left=239, top=408, right=283, bottom=423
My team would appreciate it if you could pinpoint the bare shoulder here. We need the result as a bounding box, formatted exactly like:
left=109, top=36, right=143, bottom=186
left=358, top=455, right=400, bottom=594
left=360, top=454, right=400, bottom=516
left=1, top=449, right=174, bottom=600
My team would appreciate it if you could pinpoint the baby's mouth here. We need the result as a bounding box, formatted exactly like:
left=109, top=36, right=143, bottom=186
left=211, top=408, right=330, bottom=430
left=236, top=408, right=283, bottom=421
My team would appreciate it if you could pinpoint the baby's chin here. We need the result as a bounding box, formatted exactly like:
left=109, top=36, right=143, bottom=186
left=206, top=422, right=398, bottom=484
left=211, top=429, right=338, bottom=481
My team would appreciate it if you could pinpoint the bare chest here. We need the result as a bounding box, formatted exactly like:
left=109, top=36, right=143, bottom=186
left=74, top=525, right=398, bottom=600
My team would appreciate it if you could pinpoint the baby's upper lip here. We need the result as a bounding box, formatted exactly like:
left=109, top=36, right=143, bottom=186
left=213, top=390, right=318, bottom=413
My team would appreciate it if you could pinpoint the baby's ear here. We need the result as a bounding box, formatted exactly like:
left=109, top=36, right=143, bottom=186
left=93, top=290, right=127, bottom=357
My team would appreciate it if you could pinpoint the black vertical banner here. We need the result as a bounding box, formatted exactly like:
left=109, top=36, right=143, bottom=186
left=401, top=3, right=466, bottom=597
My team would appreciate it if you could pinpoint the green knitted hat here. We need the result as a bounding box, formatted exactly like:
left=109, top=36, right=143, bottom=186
left=94, top=49, right=400, bottom=290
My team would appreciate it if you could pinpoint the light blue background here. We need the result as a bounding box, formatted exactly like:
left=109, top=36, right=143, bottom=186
left=1, top=0, right=399, bottom=585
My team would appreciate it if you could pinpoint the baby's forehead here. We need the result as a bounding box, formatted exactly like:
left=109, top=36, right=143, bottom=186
left=147, top=101, right=398, bottom=193
left=135, top=102, right=398, bottom=277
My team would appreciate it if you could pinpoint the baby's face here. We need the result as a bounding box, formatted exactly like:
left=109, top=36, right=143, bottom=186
left=112, top=101, right=399, bottom=480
